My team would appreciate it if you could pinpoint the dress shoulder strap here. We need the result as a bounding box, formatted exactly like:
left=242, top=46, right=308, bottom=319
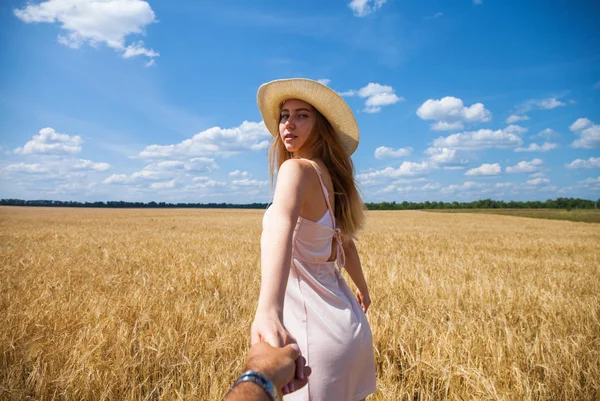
left=306, top=160, right=335, bottom=223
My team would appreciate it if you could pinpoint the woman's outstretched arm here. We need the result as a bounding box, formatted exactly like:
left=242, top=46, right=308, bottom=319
left=252, top=159, right=309, bottom=347
left=342, top=239, right=371, bottom=313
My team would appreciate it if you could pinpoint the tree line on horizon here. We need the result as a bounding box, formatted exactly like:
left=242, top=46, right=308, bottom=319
left=1, top=197, right=598, bottom=210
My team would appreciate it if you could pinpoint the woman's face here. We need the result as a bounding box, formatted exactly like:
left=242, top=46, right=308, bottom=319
left=279, top=99, right=316, bottom=156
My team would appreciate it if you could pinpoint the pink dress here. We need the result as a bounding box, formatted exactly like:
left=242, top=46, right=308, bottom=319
left=263, top=162, right=377, bottom=401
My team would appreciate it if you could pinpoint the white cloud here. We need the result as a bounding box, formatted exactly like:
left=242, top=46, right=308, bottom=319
left=341, top=83, right=403, bottom=113
left=570, top=118, right=593, bottom=132
left=579, top=176, right=600, bottom=184
left=4, top=163, right=49, bottom=174
left=505, top=158, right=544, bottom=174
left=515, top=142, right=557, bottom=152
left=533, top=128, right=559, bottom=140
left=149, top=179, right=176, bottom=189
left=424, top=147, right=462, bottom=165
left=473, top=0, right=483, bottom=4
left=73, top=159, right=111, bottom=171
left=465, top=163, right=501, bottom=176
left=374, top=146, right=413, bottom=159
left=317, top=79, right=331, bottom=86
left=527, top=177, right=551, bottom=186
left=357, top=161, right=435, bottom=181
left=504, top=124, right=528, bottom=135
left=440, top=181, right=483, bottom=194
left=431, top=121, right=464, bottom=131
left=506, top=114, right=530, bottom=124
left=432, top=126, right=524, bottom=150
left=569, top=118, right=600, bottom=149
left=191, top=177, right=227, bottom=188
left=515, top=97, right=566, bottom=114
left=14, top=0, right=158, bottom=64
left=14, top=127, right=82, bottom=155
left=565, top=157, right=600, bottom=169
left=421, top=183, right=440, bottom=190
left=138, top=121, right=271, bottom=159
left=349, top=0, right=387, bottom=17
left=417, top=96, right=492, bottom=131
left=103, top=158, right=218, bottom=184
left=231, top=179, right=268, bottom=187
left=229, top=170, right=250, bottom=178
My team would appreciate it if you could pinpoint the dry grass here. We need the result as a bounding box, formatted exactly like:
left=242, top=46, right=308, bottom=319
left=1, top=206, right=599, bottom=400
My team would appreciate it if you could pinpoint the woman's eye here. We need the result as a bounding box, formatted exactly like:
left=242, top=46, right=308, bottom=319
left=280, top=114, right=289, bottom=121
left=299, top=114, right=308, bottom=118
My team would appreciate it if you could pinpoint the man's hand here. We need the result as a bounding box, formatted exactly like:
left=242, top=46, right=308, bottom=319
left=246, top=342, right=311, bottom=395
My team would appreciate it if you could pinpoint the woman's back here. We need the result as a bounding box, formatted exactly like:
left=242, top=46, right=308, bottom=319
left=263, top=160, right=376, bottom=400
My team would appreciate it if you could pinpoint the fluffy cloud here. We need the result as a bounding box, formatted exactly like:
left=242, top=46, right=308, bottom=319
left=465, top=163, right=501, bottom=176
left=191, top=177, right=227, bottom=188
left=440, top=181, right=483, bottom=194
left=349, top=0, right=387, bottom=17
left=4, top=163, right=49, bottom=174
left=569, top=118, right=592, bottom=132
left=73, top=159, right=111, bottom=172
left=533, top=128, right=560, bottom=140
left=505, top=158, right=543, bottom=174
left=14, top=0, right=158, bottom=64
left=14, top=127, right=82, bottom=155
left=527, top=177, right=551, bottom=186
left=340, top=83, right=403, bottom=113
left=506, top=114, right=530, bottom=124
left=231, top=179, right=268, bottom=187
left=357, top=161, right=435, bottom=181
left=569, top=118, right=600, bottom=149
left=579, top=176, right=600, bottom=184
left=417, top=96, right=492, bottom=131
left=515, top=142, right=557, bottom=152
left=150, top=179, right=176, bottom=189
left=138, top=121, right=271, bottom=159
left=317, top=79, right=331, bottom=86
left=432, top=126, right=524, bottom=150
left=515, top=97, right=566, bottom=114
left=104, top=158, right=217, bottom=184
left=424, top=147, right=462, bottom=165
left=374, top=146, right=413, bottom=159
left=229, top=170, right=250, bottom=178
left=565, top=157, right=600, bottom=169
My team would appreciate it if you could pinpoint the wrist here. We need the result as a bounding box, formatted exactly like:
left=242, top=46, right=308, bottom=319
left=227, top=370, right=281, bottom=401
left=255, top=304, right=283, bottom=319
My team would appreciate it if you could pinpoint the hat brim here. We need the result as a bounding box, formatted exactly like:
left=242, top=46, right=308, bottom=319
left=257, top=78, right=359, bottom=156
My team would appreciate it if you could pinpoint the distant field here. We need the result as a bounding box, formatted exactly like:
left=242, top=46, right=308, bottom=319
left=1, top=207, right=599, bottom=400
left=427, top=208, right=600, bottom=223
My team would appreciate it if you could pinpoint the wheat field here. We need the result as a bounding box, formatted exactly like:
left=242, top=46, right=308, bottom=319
left=1, top=206, right=599, bottom=400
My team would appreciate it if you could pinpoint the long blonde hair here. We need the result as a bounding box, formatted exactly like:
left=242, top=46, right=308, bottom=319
left=268, top=104, right=365, bottom=239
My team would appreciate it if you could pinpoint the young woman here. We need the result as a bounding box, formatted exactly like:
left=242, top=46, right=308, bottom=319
left=251, top=78, right=376, bottom=400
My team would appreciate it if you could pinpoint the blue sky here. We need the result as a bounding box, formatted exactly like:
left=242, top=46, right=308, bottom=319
left=1, top=0, right=599, bottom=203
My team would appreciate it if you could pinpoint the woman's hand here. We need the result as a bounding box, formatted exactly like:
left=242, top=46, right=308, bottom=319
left=251, top=311, right=296, bottom=348
left=356, top=288, right=371, bottom=313
left=251, top=312, right=301, bottom=395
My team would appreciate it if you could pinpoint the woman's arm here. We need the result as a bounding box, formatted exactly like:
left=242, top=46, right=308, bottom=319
left=342, top=239, right=371, bottom=313
left=252, top=159, right=309, bottom=347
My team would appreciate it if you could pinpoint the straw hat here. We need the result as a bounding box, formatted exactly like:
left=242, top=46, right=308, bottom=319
left=257, top=78, right=359, bottom=156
